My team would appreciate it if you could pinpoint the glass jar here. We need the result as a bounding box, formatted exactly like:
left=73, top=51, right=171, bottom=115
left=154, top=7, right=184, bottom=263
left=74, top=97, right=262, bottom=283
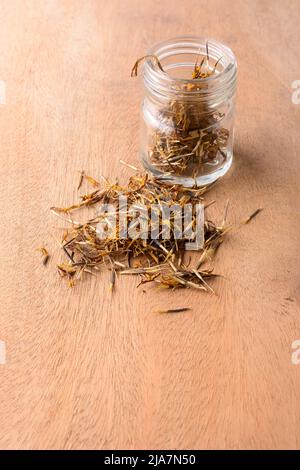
left=139, top=36, right=237, bottom=187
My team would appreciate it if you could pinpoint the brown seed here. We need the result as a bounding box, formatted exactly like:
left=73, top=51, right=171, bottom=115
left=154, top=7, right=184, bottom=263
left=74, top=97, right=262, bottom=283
left=157, top=307, right=191, bottom=314
left=38, top=247, right=50, bottom=266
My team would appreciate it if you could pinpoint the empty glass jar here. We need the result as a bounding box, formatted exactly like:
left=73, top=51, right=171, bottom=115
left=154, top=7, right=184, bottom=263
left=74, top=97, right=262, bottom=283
left=139, top=36, right=237, bottom=186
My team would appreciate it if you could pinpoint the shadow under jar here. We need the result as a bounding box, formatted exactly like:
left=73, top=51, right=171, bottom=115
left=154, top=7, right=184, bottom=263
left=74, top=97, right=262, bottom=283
left=139, top=36, right=237, bottom=187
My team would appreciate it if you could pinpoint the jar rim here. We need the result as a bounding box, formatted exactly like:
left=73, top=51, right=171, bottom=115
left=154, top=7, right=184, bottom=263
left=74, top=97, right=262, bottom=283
left=143, top=36, right=237, bottom=101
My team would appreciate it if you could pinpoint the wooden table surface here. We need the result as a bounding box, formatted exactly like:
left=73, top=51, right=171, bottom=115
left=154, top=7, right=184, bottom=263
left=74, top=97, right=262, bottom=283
left=0, top=0, right=300, bottom=450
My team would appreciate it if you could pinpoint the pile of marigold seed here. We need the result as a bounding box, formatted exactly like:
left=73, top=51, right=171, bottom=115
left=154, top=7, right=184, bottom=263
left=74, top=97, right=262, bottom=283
left=47, top=169, right=231, bottom=292
left=39, top=168, right=261, bottom=301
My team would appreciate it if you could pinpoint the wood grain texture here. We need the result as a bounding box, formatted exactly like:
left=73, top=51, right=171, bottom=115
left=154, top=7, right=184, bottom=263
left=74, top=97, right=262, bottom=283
left=0, top=0, right=300, bottom=450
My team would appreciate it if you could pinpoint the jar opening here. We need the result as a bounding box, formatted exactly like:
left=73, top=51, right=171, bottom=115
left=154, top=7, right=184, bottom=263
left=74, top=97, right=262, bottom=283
left=143, top=36, right=237, bottom=102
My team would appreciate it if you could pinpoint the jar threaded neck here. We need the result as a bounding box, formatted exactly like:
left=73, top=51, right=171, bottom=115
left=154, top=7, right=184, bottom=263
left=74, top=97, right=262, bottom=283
left=143, top=36, right=237, bottom=105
